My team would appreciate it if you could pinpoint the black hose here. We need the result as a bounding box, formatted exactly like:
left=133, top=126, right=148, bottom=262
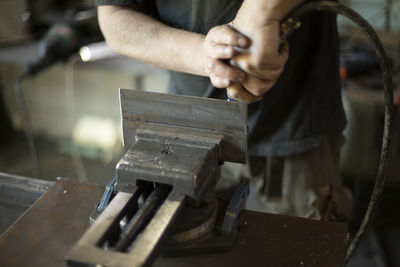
left=14, top=75, right=42, bottom=179
left=282, top=1, right=394, bottom=262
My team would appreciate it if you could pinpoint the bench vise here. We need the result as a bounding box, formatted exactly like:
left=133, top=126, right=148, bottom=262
left=66, top=89, right=248, bottom=267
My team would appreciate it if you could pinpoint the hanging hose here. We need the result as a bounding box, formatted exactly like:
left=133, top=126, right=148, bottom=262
left=282, top=0, right=394, bottom=262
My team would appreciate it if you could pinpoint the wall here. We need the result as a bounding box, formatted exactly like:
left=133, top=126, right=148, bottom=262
left=0, top=54, right=169, bottom=158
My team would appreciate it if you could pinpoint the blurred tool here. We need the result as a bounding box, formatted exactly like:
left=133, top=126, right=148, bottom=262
left=24, top=23, right=80, bottom=76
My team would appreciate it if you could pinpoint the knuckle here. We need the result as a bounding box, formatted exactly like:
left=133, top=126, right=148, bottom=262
left=253, top=57, right=264, bottom=69
left=209, top=59, right=219, bottom=71
left=227, top=34, right=236, bottom=44
left=220, top=24, right=230, bottom=32
left=226, top=68, right=237, bottom=80
left=211, top=63, right=222, bottom=74
left=215, top=26, right=224, bottom=35
left=251, top=81, right=271, bottom=96
left=252, top=87, right=264, bottom=97
left=210, top=26, right=219, bottom=33
left=212, top=80, right=223, bottom=88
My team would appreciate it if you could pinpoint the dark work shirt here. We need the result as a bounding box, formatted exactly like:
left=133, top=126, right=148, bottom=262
left=96, top=0, right=346, bottom=157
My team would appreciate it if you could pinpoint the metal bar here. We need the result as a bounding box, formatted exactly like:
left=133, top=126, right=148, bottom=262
left=119, top=89, right=247, bottom=163
left=114, top=185, right=171, bottom=251
left=67, top=189, right=186, bottom=267
left=66, top=191, right=138, bottom=266
left=127, top=192, right=186, bottom=267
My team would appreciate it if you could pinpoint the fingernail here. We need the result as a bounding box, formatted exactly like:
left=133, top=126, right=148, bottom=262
left=224, top=47, right=231, bottom=55
left=238, top=37, right=247, bottom=48
left=207, top=62, right=213, bottom=69
left=223, top=78, right=229, bottom=86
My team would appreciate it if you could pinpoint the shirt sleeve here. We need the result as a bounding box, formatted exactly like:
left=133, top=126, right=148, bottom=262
left=95, top=0, right=157, bottom=17
left=95, top=0, right=139, bottom=6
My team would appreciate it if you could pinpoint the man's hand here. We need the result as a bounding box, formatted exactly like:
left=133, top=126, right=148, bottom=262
left=204, top=24, right=271, bottom=103
left=229, top=20, right=289, bottom=96
left=203, top=25, right=248, bottom=88
left=222, top=0, right=304, bottom=103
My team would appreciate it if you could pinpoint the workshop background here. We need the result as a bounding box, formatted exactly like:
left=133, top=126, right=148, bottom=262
left=0, top=0, right=399, bottom=266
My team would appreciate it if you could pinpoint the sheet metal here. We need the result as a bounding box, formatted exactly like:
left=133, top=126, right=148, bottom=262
left=0, top=172, right=54, bottom=235
left=0, top=178, right=104, bottom=267
left=119, top=89, right=248, bottom=163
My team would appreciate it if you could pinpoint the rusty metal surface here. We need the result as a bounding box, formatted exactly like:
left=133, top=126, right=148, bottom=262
left=117, top=123, right=221, bottom=201
left=155, top=211, right=347, bottom=267
left=0, top=178, right=104, bottom=267
left=0, top=179, right=347, bottom=267
left=119, top=89, right=248, bottom=163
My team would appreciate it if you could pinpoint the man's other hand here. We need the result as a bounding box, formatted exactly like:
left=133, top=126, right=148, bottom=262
left=204, top=24, right=272, bottom=103
left=204, top=24, right=249, bottom=88
left=229, top=20, right=289, bottom=96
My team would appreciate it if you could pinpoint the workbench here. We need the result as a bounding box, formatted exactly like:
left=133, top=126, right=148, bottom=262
left=0, top=176, right=347, bottom=267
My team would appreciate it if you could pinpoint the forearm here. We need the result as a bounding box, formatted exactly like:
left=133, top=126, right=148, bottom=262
left=234, top=0, right=304, bottom=28
left=98, top=6, right=207, bottom=76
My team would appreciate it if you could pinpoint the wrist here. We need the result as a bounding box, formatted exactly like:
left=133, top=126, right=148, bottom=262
left=181, top=32, right=209, bottom=76
left=234, top=0, right=304, bottom=25
left=199, top=36, right=210, bottom=77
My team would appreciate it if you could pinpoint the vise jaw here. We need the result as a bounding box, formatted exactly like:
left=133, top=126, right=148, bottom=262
left=116, top=89, right=248, bottom=203
left=116, top=123, right=222, bottom=202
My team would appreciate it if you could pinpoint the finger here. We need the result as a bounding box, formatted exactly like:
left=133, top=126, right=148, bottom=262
left=248, top=68, right=283, bottom=81
left=231, top=56, right=284, bottom=81
left=252, top=67, right=284, bottom=81
left=231, top=44, right=289, bottom=75
left=242, top=75, right=276, bottom=96
left=208, top=24, right=248, bottom=48
left=210, top=73, right=231, bottom=88
left=208, top=59, right=246, bottom=83
left=234, top=53, right=286, bottom=73
left=227, top=83, right=263, bottom=104
left=205, top=43, right=236, bottom=59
